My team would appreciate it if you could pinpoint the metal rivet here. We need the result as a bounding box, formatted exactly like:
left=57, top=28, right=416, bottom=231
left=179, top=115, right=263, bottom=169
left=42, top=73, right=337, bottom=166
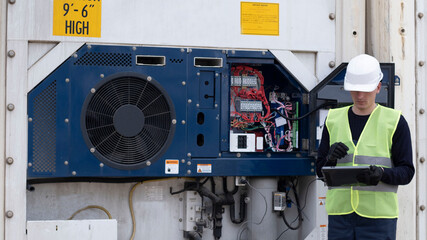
left=419, top=12, right=424, bottom=19
left=172, top=119, right=177, bottom=124
left=231, top=50, right=236, bottom=54
left=182, top=81, right=186, bottom=85
left=65, top=78, right=70, bottom=83
left=6, top=157, right=13, bottom=165
left=197, top=72, right=200, bottom=76
left=7, top=103, right=15, bottom=111
left=90, top=148, right=95, bottom=153
left=419, top=61, right=425, bottom=67
left=188, top=99, right=192, bottom=103
left=329, top=61, right=336, bottom=68
left=90, top=88, right=96, bottom=93
left=181, top=120, right=186, bottom=125
left=7, top=50, right=15, bottom=58
left=147, top=76, right=152, bottom=81
left=5, top=211, right=13, bottom=218
left=187, top=153, right=192, bottom=157
left=28, top=118, right=32, bottom=122
left=421, top=205, right=426, bottom=211
left=187, top=170, right=192, bottom=174
left=65, top=118, right=69, bottom=123
left=28, top=162, right=32, bottom=167
left=420, top=109, right=425, bottom=114
left=187, top=48, right=192, bottom=53
left=146, top=161, right=151, bottom=166
left=179, top=218, right=183, bottom=222
left=72, top=171, right=77, bottom=176
left=215, top=73, right=219, bottom=77
left=267, top=153, right=271, bottom=158
left=196, top=104, right=200, bottom=107
left=132, top=46, right=137, bottom=51
left=329, top=13, right=336, bottom=20
left=215, top=104, right=218, bottom=108
left=218, top=153, right=222, bottom=157
left=73, top=53, right=78, bottom=58
left=64, top=161, right=69, bottom=165
left=236, top=153, right=241, bottom=158
left=311, top=168, right=315, bottom=172
left=100, top=74, right=104, bottom=78
left=420, top=157, right=425, bottom=163
left=181, top=48, right=185, bottom=53
left=100, top=163, right=104, bottom=167
left=187, top=161, right=191, bottom=166
left=87, top=45, right=92, bottom=49
left=181, top=159, right=186, bottom=163
left=262, top=51, right=266, bottom=55
left=8, top=0, right=15, bottom=4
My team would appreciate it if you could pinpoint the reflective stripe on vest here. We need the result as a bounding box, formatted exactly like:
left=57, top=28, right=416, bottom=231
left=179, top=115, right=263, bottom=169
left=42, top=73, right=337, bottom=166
left=325, top=105, right=401, bottom=218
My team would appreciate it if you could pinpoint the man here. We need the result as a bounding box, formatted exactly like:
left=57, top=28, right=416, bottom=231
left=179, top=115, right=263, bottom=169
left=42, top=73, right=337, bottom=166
left=316, top=54, right=415, bottom=240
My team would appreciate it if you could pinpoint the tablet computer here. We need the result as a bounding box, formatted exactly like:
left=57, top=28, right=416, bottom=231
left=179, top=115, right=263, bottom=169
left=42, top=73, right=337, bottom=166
left=321, top=166, right=370, bottom=187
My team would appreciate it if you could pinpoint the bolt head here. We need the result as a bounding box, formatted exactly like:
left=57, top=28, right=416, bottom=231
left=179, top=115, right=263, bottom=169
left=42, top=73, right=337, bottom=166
left=100, top=74, right=104, bottom=78
left=28, top=162, right=32, bottom=167
left=65, top=118, right=69, bottom=123
left=64, top=161, right=69, bottom=165
left=147, top=76, right=152, bottom=81
left=7, top=103, right=15, bottom=111
left=421, top=157, right=426, bottom=163
left=187, top=153, right=192, bottom=157
left=419, top=12, right=424, bottom=19
left=5, top=211, right=13, bottom=218
left=90, top=88, right=96, bottom=93
left=236, top=153, right=241, bottom=158
left=72, top=171, right=77, bottom=176
left=8, top=0, right=16, bottom=4
left=6, top=157, right=13, bottom=165
left=132, top=46, right=137, bottom=51
left=181, top=120, right=186, bottom=125
left=187, top=161, right=191, bottom=166
left=7, top=50, right=15, bottom=58
left=90, top=148, right=95, bottom=153
left=420, top=109, right=425, bottom=114
left=329, top=13, right=336, bottom=20
left=421, top=205, right=426, bottom=211
left=187, top=170, right=191, bottom=174
left=329, top=61, right=336, bottom=68
left=28, top=118, right=33, bottom=122
left=419, top=61, right=425, bottom=67
left=65, top=78, right=70, bottom=83
left=188, top=99, right=192, bottom=103
left=100, top=163, right=104, bottom=167
left=146, top=161, right=151, bottom=166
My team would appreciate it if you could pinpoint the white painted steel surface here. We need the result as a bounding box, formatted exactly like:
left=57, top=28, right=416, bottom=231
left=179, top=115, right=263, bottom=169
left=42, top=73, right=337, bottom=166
left=7, top=0, right=335, bottom=52
left=416, top=0, right=426, bottom=239
left=27, top=220, right=117, bottom=240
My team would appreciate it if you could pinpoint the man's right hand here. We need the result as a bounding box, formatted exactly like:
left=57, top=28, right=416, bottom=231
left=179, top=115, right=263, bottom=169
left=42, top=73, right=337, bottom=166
left=325, top=142, right=349, bottom=166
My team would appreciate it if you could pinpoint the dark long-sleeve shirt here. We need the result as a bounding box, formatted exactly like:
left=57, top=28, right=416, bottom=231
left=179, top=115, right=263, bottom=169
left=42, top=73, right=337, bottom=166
left=316, top=107, right=415, bottom=185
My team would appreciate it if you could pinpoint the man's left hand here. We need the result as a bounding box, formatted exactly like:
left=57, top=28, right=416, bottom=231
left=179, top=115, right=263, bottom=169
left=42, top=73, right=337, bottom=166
left=356, top=165, right=384, bottom=185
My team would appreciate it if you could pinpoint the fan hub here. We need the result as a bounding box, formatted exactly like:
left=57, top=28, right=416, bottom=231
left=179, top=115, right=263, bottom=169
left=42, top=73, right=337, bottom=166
left=113, top=104, right=144, bottom=137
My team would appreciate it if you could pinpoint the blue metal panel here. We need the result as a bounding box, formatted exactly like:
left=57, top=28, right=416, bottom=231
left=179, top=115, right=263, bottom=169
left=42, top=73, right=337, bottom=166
left=27, top=45, right=316, bottom=182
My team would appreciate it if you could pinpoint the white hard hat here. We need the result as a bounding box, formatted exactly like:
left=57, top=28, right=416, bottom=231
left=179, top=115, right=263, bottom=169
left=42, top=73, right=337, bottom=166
left=344, top=54, right=383, bottom=92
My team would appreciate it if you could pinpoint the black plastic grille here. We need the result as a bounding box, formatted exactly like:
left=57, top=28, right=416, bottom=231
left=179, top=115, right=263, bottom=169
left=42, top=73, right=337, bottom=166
left=169, top=58, right=184, bottom=64
left=83, top=76, right=174, bottom=167
left=74, top=52, right=132, bottom=67
left=32, top=81, right=57, bottom=173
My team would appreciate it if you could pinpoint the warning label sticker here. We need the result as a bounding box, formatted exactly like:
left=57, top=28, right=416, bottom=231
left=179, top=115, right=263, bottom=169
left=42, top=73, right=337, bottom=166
left=241, top=2, right=279, bottom=36
left=165, top=160, right=179, bottom=174
left=53, top=0, right=102, bottom=37
left=197, top=164, right=212, bottom=173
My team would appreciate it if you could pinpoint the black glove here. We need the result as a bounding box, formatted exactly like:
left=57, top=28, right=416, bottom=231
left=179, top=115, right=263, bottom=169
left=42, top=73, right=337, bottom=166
left=325, top=142, right=349, bottom=166
left=356, top=165, right=384, bottom=185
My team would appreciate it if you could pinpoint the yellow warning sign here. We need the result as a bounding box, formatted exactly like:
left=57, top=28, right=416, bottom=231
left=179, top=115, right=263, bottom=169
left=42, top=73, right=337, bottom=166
left=240, top=2, right=279, bottom=36
left=53, top=0, right=102, bottom=37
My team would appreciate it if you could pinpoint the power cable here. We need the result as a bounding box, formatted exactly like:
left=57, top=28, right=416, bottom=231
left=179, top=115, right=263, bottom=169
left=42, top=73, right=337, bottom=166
left=68, top=205, right=112, bottom=220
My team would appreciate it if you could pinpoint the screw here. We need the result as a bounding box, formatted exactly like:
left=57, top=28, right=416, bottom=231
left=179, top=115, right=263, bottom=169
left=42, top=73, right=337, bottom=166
left=90, top=148, right=95, bottom=153
left=181, top=159, right=185, bottom=163
left=187, top=170, right=191, bottom=174
left=90, top=88, right=96, bottom=93
left=215, top=104, right=218, bottom=108
left=72, top=171, right=77, bottom=176
left=65, top=118, right=69, bottom=123
left=420, top=157, right=425, bottom=163
left=421, top=205, right=426, bottom=211
left=100, top=74, right=104, bottom=78
left=100, top=163, right=104, bottom=167
left=87, top=45, right=92, bottom=49
left=262, top=51, right=266, bottom=55
left=187, top=153, right=192, bottom=157
left=146, top=161, right=151, bottom=166
left=188, top=99, right=192, bottom=103
left=172, top=119, right=177, bottom=124
left=28, top=163, right=32, bottom=167
left=147, top=76, right=152, bottom=81
left=64, top=161, right=69, bottom=165
left=73, top=53, right=78, bottom=58
left=419, top=12, right=424, bottom=19
left=236, top=153, right=241, bottom=158
left=215, top=73, right=219, bottom=77
left=187, top=161, right=191, bottom=166
left=179, top=218, right=183, bottom=222
left=181, top=48, right=185, bottom=53
left=28, top=118, right=32, bottom=122
left=6, top=157, right=13, bottom=165
left=329, top=13, right=336, bottom=20
left=218, top=153, right=222, bottom=157
left=329, top=61, right=336, bottom=68
left=266, top=153, right=271, bottom=158
left=419, top=61, right=425, bottom=67
left=311, top=168, right=315, bottom=172
left=196, top=104, right=200, bottom=107
left=65, top=78, right=70, bottom=83
left=132, top=46, right=137, bottom=51
left=182, top=81, right=186, bottom=86
left=311, top=162, right=315, bottom=166
left=420, top=109, right=425, bottom=114
left=7, top=103, right=15, bottom=111
left=5, top=211, right=13, bottom=218
left=8, top=0, right=15, bottom=4
left=231, top=50, right=236, bottom=54
left=182, top=120, right=186, bottom=125
left=197, top=72, right=200, bottom=76
left=7, top=50, right=15, bottom=58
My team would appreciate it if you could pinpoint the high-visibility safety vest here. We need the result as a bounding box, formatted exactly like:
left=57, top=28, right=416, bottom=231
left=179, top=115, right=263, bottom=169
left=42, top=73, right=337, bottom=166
left=325, top=104, right=401, bottom=218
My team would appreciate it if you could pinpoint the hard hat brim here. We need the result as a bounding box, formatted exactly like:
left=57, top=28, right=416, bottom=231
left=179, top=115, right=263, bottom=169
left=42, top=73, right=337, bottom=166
left=343, top=72, right=383, bottom=92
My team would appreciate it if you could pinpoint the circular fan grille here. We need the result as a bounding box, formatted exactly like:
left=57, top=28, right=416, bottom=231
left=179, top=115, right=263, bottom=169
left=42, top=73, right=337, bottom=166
left=81, top=73, right=175, bottom=170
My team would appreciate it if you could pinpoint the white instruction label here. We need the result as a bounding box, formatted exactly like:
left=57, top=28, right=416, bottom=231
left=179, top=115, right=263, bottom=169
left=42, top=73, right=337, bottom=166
left=197, top=164, right=212, bottom=173
left=165, top=159, right=179, bottom=174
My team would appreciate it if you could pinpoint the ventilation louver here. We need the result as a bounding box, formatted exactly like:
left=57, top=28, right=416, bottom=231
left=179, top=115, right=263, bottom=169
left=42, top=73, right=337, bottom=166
left=81, top=73, right=175, bottom=170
